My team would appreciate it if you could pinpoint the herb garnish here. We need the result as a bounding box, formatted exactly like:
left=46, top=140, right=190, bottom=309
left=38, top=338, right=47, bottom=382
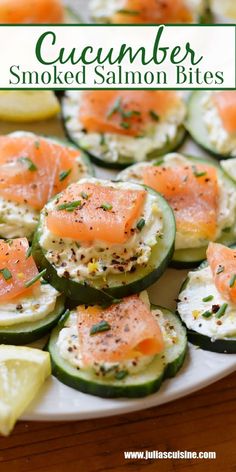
left=25, top=246, right=32, bottom=259
left=34, top=141, right=40, bottom=149
left=149, top=110, right=160, bottom=121
left=216, top=265, right=224, bottom=275
left=115, top=370, right=128, bottom=380
left=192, top=165, right=207, bottom=178
left=202, top=310, right=212, bottom=318
left=81, top=191, right=89, bottom=200
left=0, top=268, right=12, bottom=281
left=100, top=202, right=113, bottom=211
left=136, top=218, right=146, bottom=231
left=202, top=295, right=214, bottom=302
left=229, top=274, right=236, bottom=288
left=19, top=157, right=37, bottom=172
left=215, top=303, right=228, bottom=319
left=117, top=9, right=140, bottom=15
left=24, top=269, right=47, bottom=288
left=90, top=320, right=111, bottom=336
left=59, top=169, right=71, bottom=181
left=107, top=97, right=122, bottom=119
left=120, top=121, right=130, bottom=129
left=57, top=200, right=82, bottom=212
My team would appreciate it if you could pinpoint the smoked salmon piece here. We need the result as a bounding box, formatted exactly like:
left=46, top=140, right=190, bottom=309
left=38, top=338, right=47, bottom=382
left=77, top=295, right=164, bottom=365
left=142, top=163, right=219, bottom=240
left=0, top=0, right=64, bottom=24
left=79, top=90, right=180, bottom=137
left=112, top=0, right=193, bottom=24
left=46, top=182, right=146, bottom=244
left=213, top=92, right=236, bottom=134
left=207, top=242, right=236, bottom=304
left=0, top=135, right=82, bottom=210
left=0, top=238, right=39, bottom=302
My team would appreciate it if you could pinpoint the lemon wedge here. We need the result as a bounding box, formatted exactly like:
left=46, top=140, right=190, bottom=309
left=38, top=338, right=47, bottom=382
left=0, top=91, right=60, bottom=122
left=0, top=345, right=51, bottom=436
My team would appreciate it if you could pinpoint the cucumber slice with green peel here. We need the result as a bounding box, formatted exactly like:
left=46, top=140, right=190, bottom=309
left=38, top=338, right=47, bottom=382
left=61, top=92, right=187, bottom=170
left=48, top=306, right=187, bottom=398
left=0, top=294, right=65, bottom=345
left=177, top=258, right=236, bottom=354
left=32, top=186, right=176, bottom=305
left=186, top=91, right=235, bottom=159
left=118, top=154, right=236, bottom=268
left=69, top=126, right=186, bottom=171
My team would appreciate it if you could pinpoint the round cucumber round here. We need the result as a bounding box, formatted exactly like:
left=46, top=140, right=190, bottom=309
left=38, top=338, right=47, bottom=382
left=32, top=186, right=176, bottom=305
left=0, top=293, right=65, bottom=345
left=61, top=93, right=186, bottom=170
left=186, top=91, right=235, bottom=159
left=48, top=306, right=187, bottom=398
left=177, top=260, right=236, bottom=354
left=118, top=154, right=236, bottom=268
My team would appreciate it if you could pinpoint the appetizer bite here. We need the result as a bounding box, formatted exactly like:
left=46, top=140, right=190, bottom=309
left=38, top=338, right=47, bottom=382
left=178, top=242, right=236, bottom=353
left=49, top=292, right=187, bottom=398
left=0, top=0, right=78, bottom=24
left=62, top=90, right=186, bottom=169
left=118, top=153, right=236, bottom=267
left=32, top=177, right=176, bottom=304
left=187, top=91, right=236, bottom=158
left=90, top=0, right=211, bottom=24
left=0, top=238, right=65, bottom=344
left=0, top=131, right=92, bottom=239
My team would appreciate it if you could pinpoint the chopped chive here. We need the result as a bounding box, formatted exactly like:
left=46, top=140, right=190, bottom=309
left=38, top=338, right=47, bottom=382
left=34, top=141, right=40, bottom=149
left=136, top=218, right=145, bottom=231
left=120, top=121, right=130, bottom=129
left=100, top=202, right=113, bottom=211
left=24, top=269, right=47, bottom=288
left=107, top=97, right=121, bottom=119
left=215, top=303, right=228, bottom=319
left=117, top=9, right=140, bottom=15
left=81, top=191, right=89, bottom=200
left=75, top=242, right=81, bottom=249
left=59, top=169, right=71, bottom=182
left=202, top=295, right=214, bottom=302
left=90, top=320, right=111, bottom=336
left=192, top=165, right=206, bottom=178
left=202, top=310, right=212, bottom=319
left=58, top=309, right=70, bottom=328
left=216, top=265, right=224, bottom=275
left=0, top=268, right=12, bottom=281
left=18, top=156, right=37, bottom=172
left=57, top=200, right=82, bottom=212
left=115, top=370, right=128, bottom=380
left=149, top=110, right=160, bottom=121
left=229, top=274, right=236, bottom=288
left=25, top=246, right=32, bottom=259
left=100, top=134, right=105, bottom=146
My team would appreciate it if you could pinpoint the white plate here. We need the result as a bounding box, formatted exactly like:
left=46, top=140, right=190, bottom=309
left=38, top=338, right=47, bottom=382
left=2, top=0, right=235, bottom=422
left=12, top=126, right=233, bottom=421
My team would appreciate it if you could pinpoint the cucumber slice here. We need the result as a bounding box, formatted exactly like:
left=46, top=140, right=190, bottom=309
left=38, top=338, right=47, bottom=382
left=32, top=186, right=176, bottom=305
left=61, top=92, right=186, bottom=170
left=48, top=306, right=187, bottom=398
left=118, top=154, right=236, bottom=268
left=177, top=262, right=236, bottom=354
left=0, top=294, right=65, bottom=345
left=186, top=91, right=235, bottom=159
